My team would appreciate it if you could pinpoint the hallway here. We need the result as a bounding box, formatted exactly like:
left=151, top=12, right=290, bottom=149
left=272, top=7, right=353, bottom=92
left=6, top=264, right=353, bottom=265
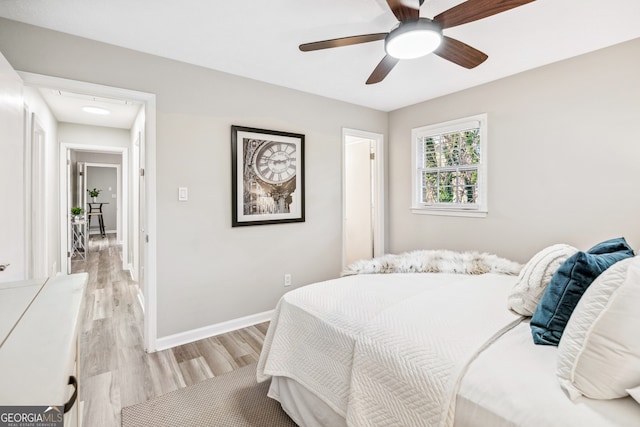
left=73, top=236, right=268, bottom=426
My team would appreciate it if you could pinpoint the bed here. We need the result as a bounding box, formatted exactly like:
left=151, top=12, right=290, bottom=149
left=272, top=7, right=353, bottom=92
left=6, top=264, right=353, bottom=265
left=256, top=250, right=640, bottom=427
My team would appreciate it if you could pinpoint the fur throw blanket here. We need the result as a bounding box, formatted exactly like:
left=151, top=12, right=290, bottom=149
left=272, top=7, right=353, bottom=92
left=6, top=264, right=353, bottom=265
left=342, top=249, right=522, bottom=277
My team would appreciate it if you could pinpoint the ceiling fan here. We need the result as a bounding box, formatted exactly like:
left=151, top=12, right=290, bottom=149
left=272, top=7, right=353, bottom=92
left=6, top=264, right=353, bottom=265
left=299, top=0, right=535, bottom=84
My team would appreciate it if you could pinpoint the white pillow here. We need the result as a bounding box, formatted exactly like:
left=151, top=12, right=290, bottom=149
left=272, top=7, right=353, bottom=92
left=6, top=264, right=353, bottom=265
left=507, top=244, right=578, bottom=316
left=627, top=385, right=640, bottom=405
left=557, top=256, right=640, bottom=400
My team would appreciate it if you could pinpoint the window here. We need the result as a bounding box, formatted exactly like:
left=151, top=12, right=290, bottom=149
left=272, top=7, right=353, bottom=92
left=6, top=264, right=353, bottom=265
left=411, top=113, right=487, bottom=217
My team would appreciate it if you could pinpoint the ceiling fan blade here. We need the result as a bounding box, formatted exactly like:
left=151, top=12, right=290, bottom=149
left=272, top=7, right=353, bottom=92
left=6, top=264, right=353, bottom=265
left=434, top=36, right=488, bottom=69
left=299, top=33, right=388, bottom=52
left=434, top=0, right=535, bottom=29
left=366, top=55, right=400, bottom=85
left=386, top=0, right=420, bottom=22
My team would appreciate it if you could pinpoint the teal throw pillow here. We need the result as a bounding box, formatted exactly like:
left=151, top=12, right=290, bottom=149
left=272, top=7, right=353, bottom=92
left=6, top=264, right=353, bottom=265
left=530, top=241, right=634, bottom=346
left=587, top=237, right=634, bottom=255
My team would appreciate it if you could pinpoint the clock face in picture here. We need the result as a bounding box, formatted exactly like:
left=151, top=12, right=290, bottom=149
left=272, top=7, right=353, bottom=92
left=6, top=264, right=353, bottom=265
left=254, top=141, right=297, bottom=185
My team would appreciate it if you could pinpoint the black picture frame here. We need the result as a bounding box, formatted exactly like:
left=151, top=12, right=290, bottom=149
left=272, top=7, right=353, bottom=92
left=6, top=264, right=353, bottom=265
left=231, top=125, right=305, bottom=227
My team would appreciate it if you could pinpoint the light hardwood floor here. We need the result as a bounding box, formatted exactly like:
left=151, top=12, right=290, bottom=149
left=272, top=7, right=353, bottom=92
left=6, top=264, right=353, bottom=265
left=72, top=235, right=269, bottom=427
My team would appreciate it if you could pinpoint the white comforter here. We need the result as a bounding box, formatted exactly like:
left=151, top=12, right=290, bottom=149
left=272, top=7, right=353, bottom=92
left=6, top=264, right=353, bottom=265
left=257, top=273, right=522, bottom=427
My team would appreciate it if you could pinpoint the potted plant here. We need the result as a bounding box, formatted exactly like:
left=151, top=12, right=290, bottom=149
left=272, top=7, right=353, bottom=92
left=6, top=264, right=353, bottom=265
left=88, top=188, right=101, bottom=202
left=71, top=206, right=83, bottom=220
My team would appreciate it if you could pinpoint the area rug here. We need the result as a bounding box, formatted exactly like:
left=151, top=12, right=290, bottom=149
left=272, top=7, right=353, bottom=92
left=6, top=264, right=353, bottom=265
left=121, top=363, right=297, bottom=427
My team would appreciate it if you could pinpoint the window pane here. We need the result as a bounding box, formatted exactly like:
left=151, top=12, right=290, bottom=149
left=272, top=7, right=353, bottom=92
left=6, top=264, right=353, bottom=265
left=422, top=171, right=437, bottom=203
left=423, top=137, right=438, bottom=168
left=423, top=187, right=437, bottom=203
left=441, top=133, right=459, bottom=166
left=456, top=169, right=478, bottom=203
left=459, top=129, right=480, bottom=165
left=439, top=185, right=454, bottom=203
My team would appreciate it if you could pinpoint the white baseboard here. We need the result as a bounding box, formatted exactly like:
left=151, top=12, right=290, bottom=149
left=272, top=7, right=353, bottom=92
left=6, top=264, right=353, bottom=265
left=78, top=401, right=84, bottom=427
left=155, top=309, right=274, bottom=351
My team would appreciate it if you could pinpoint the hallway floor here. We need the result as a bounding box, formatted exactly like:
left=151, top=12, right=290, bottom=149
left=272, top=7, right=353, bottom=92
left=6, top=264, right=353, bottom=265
left=72, top=235, right=268, bottom=426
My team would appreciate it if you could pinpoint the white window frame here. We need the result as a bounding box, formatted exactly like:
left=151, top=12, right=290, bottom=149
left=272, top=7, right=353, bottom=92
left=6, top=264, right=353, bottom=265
left=411, top=113, right=488, bottom=218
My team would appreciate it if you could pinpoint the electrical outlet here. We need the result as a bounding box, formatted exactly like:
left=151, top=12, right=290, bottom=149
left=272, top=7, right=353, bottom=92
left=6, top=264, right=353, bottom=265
left=284, top=274, right=292, bottom=287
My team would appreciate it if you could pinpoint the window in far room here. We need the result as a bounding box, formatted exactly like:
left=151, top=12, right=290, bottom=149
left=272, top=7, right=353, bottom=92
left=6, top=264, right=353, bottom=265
left=411, top=113, right=487, bottom=217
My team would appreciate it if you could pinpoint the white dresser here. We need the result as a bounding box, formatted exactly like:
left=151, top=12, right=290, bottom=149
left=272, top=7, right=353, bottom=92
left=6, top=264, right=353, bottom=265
left=0, top=273, right=87, bottom=427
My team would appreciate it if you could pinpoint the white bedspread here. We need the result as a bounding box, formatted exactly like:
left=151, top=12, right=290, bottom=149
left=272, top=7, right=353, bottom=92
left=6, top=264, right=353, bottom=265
left=257, top=273, right=522, bottom=427
left=455, top=320, right=640, bottom=427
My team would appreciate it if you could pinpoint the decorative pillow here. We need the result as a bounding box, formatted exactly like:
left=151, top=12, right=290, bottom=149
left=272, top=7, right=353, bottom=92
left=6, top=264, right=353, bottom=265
left=507, top=244, right=578, bottom=316
left=627, top=385, right=640, bottom=405
left=530, top=245, right=634, bottom=346
left=557, top=257, right=640, bottom=400
left=587, top=236, right=634, bottom=255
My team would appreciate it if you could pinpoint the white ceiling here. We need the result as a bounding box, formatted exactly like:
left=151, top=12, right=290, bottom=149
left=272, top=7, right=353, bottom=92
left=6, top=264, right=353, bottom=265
left=2, top=0, right=640, bottom=114
left=36, top=88, right=142, bottom=129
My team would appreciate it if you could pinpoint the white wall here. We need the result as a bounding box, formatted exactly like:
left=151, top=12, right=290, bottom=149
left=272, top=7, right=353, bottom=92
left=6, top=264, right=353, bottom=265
left=0, top=18, right=388, bottom=338
left=388, top=38, right=640, bottom=263
left=75, top=152, right=122, bottom=163
left=59, top=122, right=130, bottom=148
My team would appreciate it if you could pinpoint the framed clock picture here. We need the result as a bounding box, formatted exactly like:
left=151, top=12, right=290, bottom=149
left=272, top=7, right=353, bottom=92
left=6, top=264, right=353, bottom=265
left=231, top=125, right=305, bottom=227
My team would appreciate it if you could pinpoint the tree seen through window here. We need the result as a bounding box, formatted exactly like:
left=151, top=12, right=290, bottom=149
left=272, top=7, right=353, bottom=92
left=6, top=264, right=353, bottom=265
left=420, top=129, right=480, bottom=205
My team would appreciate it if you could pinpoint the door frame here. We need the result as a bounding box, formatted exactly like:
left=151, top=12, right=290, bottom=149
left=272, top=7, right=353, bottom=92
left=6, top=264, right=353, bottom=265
left=62, top=148, right=127, bottom=267
left=25, top=111, right=48, bottom=279
left=31, top=116, right=47, bottom=278
left=341, top=128, right=385, bottom=269
left=19, top=71, right=159, bottom=353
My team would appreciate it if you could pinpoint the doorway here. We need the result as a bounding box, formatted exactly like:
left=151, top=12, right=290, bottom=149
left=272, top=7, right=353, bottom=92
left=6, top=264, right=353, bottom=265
left=19, top=71, right=158, bottom=352
left=342, top=128, right=385, bottom=268
left=83, top=162, right=122, bottom=238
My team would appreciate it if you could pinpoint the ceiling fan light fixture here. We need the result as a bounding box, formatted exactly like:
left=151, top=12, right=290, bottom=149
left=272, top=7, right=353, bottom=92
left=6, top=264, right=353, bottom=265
left=385, top=18, right=442, bottom=60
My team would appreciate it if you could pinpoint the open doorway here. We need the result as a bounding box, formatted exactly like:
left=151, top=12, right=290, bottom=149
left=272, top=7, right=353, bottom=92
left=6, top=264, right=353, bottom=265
left=81, top=161, right=122, bottom=238
left=20, top=71, right=158, bottom=352
left=61, top=129, right=130, bottom=275
left=342, top=128, right=385, bottom=268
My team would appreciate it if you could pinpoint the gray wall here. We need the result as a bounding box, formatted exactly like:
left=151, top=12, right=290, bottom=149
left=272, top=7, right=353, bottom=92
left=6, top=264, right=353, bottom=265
left=71, top=150, right=122, bottom=209
left=0, top=18, right=388, bottom=337
left=86, top=165, right=118, bottom=232
left=388, top=38, right=640, bottom=263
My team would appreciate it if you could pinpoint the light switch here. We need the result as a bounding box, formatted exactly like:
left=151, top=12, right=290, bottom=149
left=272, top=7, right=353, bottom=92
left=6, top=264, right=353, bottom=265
left=178, top=187, right=188, bottom=201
